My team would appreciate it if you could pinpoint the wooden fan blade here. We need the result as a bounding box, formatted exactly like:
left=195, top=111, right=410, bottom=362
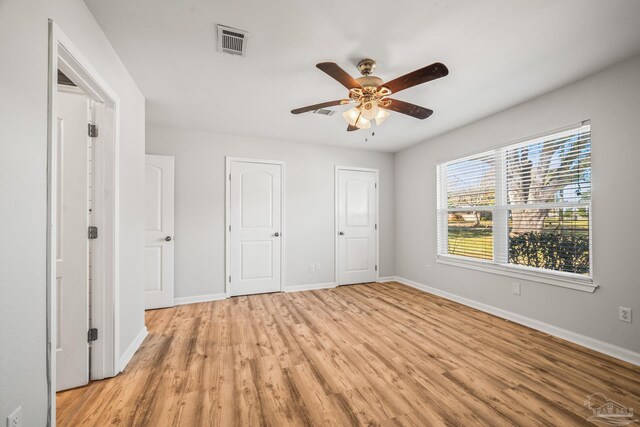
left=347, top=124, right=359, bottom=132
left=317, top=62, right=363, bottom=90
left=383, top=98, right=433, bottom=119
left=291, top=99, right=349, bottom=114
left=381, top=62, right=448, bottom=94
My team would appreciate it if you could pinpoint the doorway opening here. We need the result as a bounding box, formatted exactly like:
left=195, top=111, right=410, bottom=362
left=47, top=21, right=119, bottom=424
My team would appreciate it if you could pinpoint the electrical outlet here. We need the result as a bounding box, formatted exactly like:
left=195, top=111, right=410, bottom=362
left=512, top=283, right=521, bottom=295
left=7, top=406, right=21, bottom=427
left=619, top=307, right=632, bottom=323
left=426, top=264, right=431, bottom=273
left=315, top=262, right=320, bottom=271
left=309, top=264, right=315, bottom=273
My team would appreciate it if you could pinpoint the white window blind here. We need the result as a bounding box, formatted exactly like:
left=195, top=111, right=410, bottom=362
left=437, top=123, right=592, bottom=280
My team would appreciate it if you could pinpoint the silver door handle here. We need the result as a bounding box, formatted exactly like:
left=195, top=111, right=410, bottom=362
left=339, top=231, right=344, bottom=236
left=274, top=232, right=280, bottom=237
left=165, top=236, right=172, bottom=241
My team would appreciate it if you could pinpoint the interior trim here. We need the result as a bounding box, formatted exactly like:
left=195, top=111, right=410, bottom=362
left=173, top=293, right=227, bottom=306
left=118, top=327, right=148, bottom=372
left=285, top=282, right=337, bottom=293
left=383, top=276, right=640, bottom=366
left=436, top=255, right=597, bottom=293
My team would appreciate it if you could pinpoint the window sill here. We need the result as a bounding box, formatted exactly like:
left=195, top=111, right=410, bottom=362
left=436, top=255, right=597, bottom=293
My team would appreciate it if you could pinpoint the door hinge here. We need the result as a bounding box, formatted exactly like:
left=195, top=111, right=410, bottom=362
left=229, top=276, right=231, bottom=282
left=229, top=173, right=231, bottom=181
left=375, top=182, right=377, bottom=189
left=375, top=223, right=378, bottom=230
left=88, top=123, right=98, bottom=138
left=88, top=328, right=98, bottom=342
left=375, top=265, right=378, bottom=271
left=88, top=226, right=98, bottom=239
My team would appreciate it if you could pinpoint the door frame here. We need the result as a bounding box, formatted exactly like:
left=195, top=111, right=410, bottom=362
left=334, top=166, right=380, bottom=285
left=225, top=157, right=286, bottom=297
left=47, top=20, right=120, bottom=423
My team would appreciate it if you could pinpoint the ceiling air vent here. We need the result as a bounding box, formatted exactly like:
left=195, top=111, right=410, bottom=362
left=217, top=25, right=248, bottom=56
left=311, top=109, right=335, bottom=116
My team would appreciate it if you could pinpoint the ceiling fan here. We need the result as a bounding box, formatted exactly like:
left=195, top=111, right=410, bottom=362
left=291, top=59, right=448, bottom=131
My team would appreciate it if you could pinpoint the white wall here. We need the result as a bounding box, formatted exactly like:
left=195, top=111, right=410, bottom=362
left=395, top=54, right=640, bottom=355
left=146, top=127, right=395, bottom=299
left=0, top=0, right=145, bottom=424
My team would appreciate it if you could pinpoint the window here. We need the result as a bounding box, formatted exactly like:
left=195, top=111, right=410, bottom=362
left=437, top=123, right=592, bottom=286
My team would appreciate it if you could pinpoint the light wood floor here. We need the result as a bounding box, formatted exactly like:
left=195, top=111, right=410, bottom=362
left=57, top=282, right=640, bottom=426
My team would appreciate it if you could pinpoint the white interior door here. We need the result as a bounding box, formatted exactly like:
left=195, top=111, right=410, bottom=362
left=145, top=154, right=175, bottom=309
left=229, top=160, right=282, bottom=296
left=337, top=168, right=378, bottom=285
left=56, top=90, right=90, bottom=391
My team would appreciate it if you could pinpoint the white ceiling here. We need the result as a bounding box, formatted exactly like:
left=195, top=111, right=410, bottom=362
left=85, top=0, right=640, bottom=152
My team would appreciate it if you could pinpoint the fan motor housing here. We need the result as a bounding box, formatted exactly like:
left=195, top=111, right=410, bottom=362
left=356, top=75, right=384, bottom=88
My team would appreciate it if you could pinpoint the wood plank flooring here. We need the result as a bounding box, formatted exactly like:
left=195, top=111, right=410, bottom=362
left=57, top=282, right=640, bottom=426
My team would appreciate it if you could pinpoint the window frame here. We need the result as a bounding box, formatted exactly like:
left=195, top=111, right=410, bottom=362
left=436, top=122, right=596, bottom=293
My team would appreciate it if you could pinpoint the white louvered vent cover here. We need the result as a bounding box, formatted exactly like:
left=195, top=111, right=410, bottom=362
left=311, top=109, right=335, bottom=116
left=217, top=25, right=248, bottom=56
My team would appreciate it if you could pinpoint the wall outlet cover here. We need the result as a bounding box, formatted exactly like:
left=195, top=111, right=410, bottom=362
left=512, top=283, right=521, bottom=295
left=7, top=406, right=22, bottom=427
left=619, top=307, right=632, bottom=323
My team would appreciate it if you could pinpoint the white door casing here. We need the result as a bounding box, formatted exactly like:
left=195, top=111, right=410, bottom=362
left=228, top=159, right=283, bottom=296
left=49, top=24, right=122, bottom=424
left=336, top=167, right=378, bottom=285
left=145, top=154, right=175, bottom=309
left=56, top=91, right=90, bottom=391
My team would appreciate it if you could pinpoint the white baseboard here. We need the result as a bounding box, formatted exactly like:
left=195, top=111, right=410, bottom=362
left=174, top=293, right=227, bottom=306
left=285, top=282, right=337, bottom=292
left=388, top=276, right=640, bottom=366
left=377, top=276, right=396, bottom=282
left=118, top=327, right=148, bottom=372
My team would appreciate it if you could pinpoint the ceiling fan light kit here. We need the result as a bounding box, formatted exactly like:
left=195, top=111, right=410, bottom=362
left=291, top=58, right=448, bottom=133
left=374, top=109, right=390, bottom=126
left=342, top=107, right=372, bottom=129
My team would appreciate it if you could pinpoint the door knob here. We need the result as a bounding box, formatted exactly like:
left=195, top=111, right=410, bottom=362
left=339, top=231, right=344, bottom=236
left=165, top=236, right=172, bottom=241
left=274, top=232, right=280, bottom=237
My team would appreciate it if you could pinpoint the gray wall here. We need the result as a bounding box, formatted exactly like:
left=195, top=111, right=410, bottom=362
left=0, top=0, right=145, bottom=424
left=395, top=54, right=640, bottom=354
left=146, top=127, right=395, bottom=298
